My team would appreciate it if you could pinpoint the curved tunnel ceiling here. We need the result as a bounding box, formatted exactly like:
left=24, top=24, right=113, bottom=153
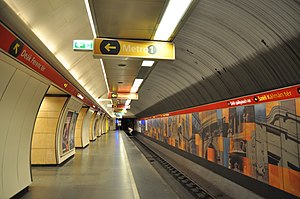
left=132, top=0, right=300, bottom=118
left=1, top=0, right=299, bottom=118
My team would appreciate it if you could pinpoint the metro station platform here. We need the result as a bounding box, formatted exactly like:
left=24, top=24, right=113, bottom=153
left=19, top=131, right=179, bottom=199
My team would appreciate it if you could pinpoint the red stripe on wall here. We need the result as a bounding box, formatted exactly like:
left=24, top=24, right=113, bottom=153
left=141, top=85, right=300, bottom=120
left=0, top=23, right=102, bottom=112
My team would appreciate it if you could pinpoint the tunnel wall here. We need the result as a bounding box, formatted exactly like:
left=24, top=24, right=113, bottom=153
left=105, top=117, right=109, bottom=133
left=0, top=52, right=49, bottom=198
left=32, top=96, right=83, bottom=165
left=81, top=109, right=93, bottom=147
left=102, top=116, right=108, bottom=134
left=89, top=111, right=97, bottom=141
left=140, top=85, right=300, bottom=197
left=31, top=96, right=68, bottom=164
left=56, top=96, right=83, bottom=164
left=98, top=113, right=105, bottom=136
left=93, top=113, right=100, bottom=138
left=75, top=107, right=88, bottom=147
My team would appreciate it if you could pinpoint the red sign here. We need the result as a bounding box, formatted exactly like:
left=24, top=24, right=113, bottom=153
left=0, top=23, right=103, bottom=113
left=141, top=85, right=300, bottom=120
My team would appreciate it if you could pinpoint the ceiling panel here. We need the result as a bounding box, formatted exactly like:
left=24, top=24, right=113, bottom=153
left=102, top=59, right=142, bottom=92
left=91, top=0, right=167, bottom=39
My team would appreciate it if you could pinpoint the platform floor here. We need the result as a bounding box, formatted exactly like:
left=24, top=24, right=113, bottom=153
left=20, top=131, right=179, bottom=199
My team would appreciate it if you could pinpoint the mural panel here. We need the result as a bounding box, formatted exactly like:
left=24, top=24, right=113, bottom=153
left=140, top=87, right=300, bottom=197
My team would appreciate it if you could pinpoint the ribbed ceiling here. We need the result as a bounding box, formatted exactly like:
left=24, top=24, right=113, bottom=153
left=133, top=0, right=300, bottom=118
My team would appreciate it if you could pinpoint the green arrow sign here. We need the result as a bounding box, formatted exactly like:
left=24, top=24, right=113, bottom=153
left=73, top=40, right=93, bottom=51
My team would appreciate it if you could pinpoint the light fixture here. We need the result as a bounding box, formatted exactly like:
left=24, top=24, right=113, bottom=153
left=125, top=99, right=131, bottom=106
left=142, top=60, right=155, bottom=67
left=100, top=59, right=110, bottom=93
left=97, top=98, right=111, bottom=102
left=154, top=0, right=192, bottom=41
left=130, top=79, right=143, bottom=93
left=77, top=93, right=84, bottom=100
left=84, top=0, right=97, bottom=38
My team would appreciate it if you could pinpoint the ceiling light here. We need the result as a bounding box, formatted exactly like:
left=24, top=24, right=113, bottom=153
left=100, top=59, right=110, bottom=92
left=77, top=93, right=84, bottom=100
left=97, top=98, right=111, bottom=102
left=84, top=0, right=97, bottom=38
left=154, top=0, right=192, bottom=41
left=125, top=99, right=131, bottom=106
left=142, top=60, right=155, bottom=67
left=130, top=79, right=143, bottom=93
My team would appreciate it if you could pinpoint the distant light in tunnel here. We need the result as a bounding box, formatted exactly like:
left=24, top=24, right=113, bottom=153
left=154, top=0, right=192, bottom=41
left=142, top=60, right=155, bottom=67
left=77, top=93, right=84, bottom=100
left=125, top=99, right=131, bottom=106
left=130, top=79, right=143, bottom=93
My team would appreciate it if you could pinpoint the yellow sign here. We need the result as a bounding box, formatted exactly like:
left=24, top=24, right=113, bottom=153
left=93, top=38, right=175, bottom=60
left=108, top=92, right=138, bottom=100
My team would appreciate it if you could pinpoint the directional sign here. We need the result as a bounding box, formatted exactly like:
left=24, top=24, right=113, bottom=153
left=73, top=40, right=93, bottom=51
left=100, top=40, right=120, bottom=55
left=108, top=92, right=138, bottom=100
left=107, top=104, right=130, bottom=109
left=9, top=39, right=24, bottom=57
left=111, top=92, right=118, bottom=98
left=94, top=38, right=175, bottom=60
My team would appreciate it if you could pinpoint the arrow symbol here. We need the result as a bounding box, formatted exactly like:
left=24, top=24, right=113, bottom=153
left=105, top=43, right=116, bottom=52
left=13, top=43, right=20, bottom=54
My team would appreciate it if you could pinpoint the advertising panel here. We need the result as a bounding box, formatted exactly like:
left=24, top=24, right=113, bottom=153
left=62, top=111, right=78, bottom=154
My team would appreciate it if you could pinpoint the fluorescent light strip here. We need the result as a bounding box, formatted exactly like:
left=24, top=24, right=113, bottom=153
left=154, top=0, right=192, bottom=41
left=84, top=0, right=97, bottom=38
left=142, top=60, right=155, bottom=67
left=130, top=79, right=143, bottom=93
left=125, top=99, right=131, bottom=106
left=100, top=59, right=110, bottom=93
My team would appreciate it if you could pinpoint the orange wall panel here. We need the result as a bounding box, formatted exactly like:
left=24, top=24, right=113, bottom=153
left=268, top=164, right=284, bottom=190
left=207, top=148, right=216, bottom=162
left=283, top=167, right=300, bottom=197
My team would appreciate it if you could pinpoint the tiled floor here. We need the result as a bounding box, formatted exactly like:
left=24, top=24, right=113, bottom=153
left=20, top=131, right=178, bottom=199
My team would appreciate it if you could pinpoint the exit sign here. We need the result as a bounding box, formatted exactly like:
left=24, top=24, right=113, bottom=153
left=73, top=40, right=93, bottom=51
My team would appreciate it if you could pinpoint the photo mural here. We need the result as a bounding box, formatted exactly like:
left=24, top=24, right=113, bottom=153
left=140, top=86, right=300, bottom=197
left=62, top=111, right=78, bottom=154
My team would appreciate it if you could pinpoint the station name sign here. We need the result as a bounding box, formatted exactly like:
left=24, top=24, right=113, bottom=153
left=93, top=38, right=175, bottom=60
